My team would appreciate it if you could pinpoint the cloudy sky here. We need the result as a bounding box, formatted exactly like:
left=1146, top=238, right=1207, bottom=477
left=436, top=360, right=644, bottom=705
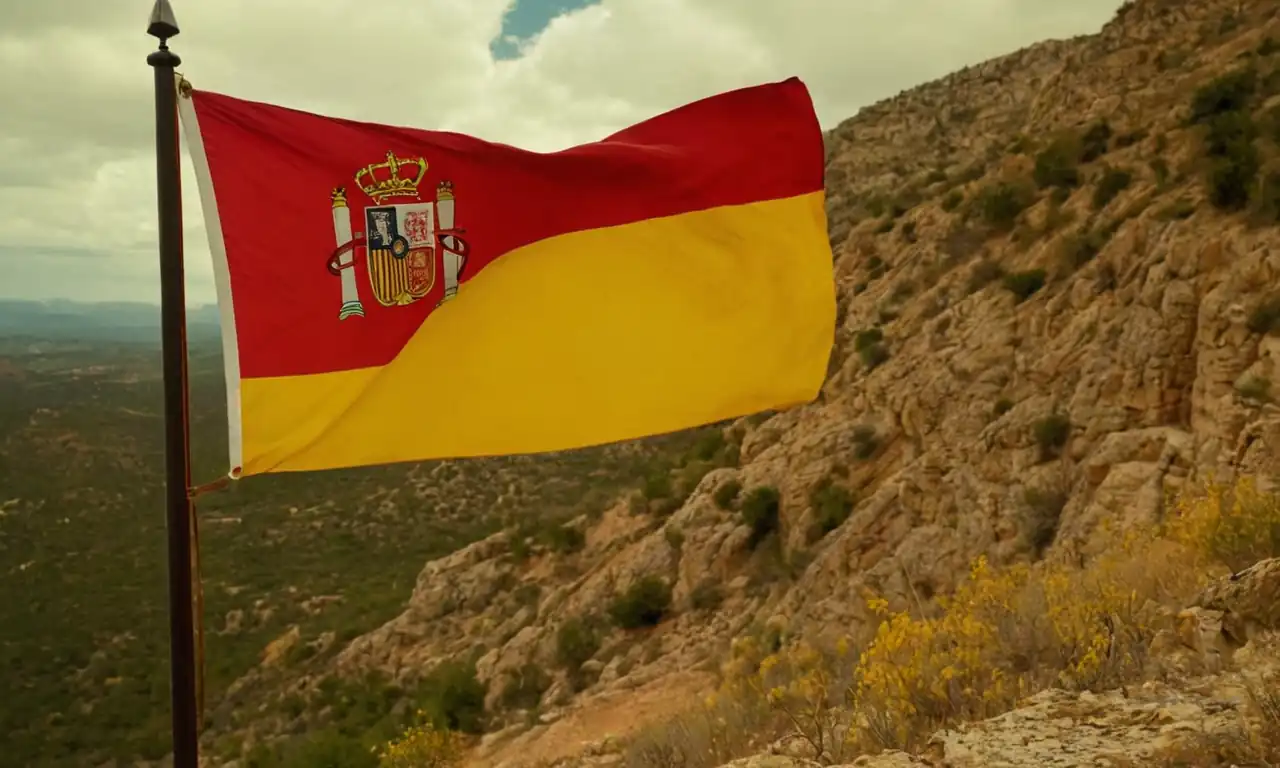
left=0, top=0, right=1123, bottom=307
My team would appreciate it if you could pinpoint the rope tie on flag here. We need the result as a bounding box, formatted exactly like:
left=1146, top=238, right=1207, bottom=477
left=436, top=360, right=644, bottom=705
left=188, top=500, right=205, bottom=728
left=183, top=477, right=228, bottom=730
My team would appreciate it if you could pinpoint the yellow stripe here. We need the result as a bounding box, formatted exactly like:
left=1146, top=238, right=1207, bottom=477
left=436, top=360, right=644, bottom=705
left=238, top=191, right=833, bottom=475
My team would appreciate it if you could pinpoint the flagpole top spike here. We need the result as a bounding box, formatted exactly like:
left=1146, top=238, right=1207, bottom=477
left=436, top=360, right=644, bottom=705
left=147, top=0, right=180, bottom=42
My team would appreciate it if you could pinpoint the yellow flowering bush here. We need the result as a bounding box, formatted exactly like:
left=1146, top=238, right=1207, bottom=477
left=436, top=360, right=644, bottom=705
left=754, top=640, right=853, bottom=763
left=1163, top=475, right=1280, bottom=571
left=375, top=714, right=466, bottom=768
left=623, top=476, right=1280, bottom=766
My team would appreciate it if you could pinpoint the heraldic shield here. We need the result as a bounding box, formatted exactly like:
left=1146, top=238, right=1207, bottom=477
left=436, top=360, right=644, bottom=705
left=364, top=203, right=436, bottom=307
left=326, top=151, right=469, bottom=320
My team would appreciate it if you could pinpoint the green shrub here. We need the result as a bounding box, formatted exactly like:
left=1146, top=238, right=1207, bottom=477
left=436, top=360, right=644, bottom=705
left=976, top=181, right=1034, bottom=230
left=866, top=255, right=887, bottom=280
left=854, top=328, right=883, bottom=351
left=1151, top=158, right=1171, bottom=188
left=1253, top=171, right=1280, bottom=223
left=417, top=660, right=487, bottom=734
left=1237, top=376, right=1273, bottom=404
left=627, top=492, right=648, bottom=516
left=852, top=425, right=879, bottom=460
left=1002, top=269, right=1047, bottom=303
left=1034, top=138, right=1082, bottom=189
left=689, top=429, right=727, bottom=462
left=1206, top=143, right=1260, bottom=211
left=714, top=479, right=742, bottom=510
left=542, top=523, right=585, bottom=555
left=1191, top=74, right=1262, bottom=212
left=555, top=617, right=601, bottom=671
left=1057, top=228, right=1113, bottom=275
left=1247, top=294, right=1280, bottom=335
left=1032, top=413, right=1071, bottom=461
left=1190, top=68, right=1257, bottom=124
left=690, top=580, right=725, bottom=612
left=808, top=477, right=854, bottom=539
left=1203, top=110, right=1259, bottom=157
left=740, top=486, right=781, bottom=547
left=643, top=471, right=672, bottom=500
left=262, top=728, right=378, bottom=768
left=1080, top=121, right=1113, bottom=163
left=608, top=576, right=673, bottom=629
left=858, top=341, right=891, bottom=370
left=1092, top=166, right=1132, bottom=209
left=1023, top=487, right=1068, bottom=556
left=500, top=663, right=551, bottom=711
left=854, top=328, right=890, bottom=370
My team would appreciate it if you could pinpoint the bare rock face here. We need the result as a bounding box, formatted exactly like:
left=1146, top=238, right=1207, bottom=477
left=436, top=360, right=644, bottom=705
left=1193, top=557, right=1280, bottom=650
left=850, top=682, right=1253, bottom=768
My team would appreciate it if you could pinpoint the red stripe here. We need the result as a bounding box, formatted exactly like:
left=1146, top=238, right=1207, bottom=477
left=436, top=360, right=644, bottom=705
left=191, top=77, right=824, bottom=378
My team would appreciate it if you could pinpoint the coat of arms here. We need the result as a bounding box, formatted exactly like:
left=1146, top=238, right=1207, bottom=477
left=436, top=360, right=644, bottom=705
left=325, top=151, right=471, bottom=320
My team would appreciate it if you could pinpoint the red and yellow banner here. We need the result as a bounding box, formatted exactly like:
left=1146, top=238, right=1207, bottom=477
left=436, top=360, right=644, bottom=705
left=178, top=77, right=834, bottom=477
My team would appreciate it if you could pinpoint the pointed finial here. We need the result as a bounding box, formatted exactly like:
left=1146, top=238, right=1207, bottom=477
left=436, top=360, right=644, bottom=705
left=147, top=0, right=179, bottom=41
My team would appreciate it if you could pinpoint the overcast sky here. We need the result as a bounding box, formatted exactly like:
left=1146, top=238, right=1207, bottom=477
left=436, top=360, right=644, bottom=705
left=0, top=0, right=1123, bottom=307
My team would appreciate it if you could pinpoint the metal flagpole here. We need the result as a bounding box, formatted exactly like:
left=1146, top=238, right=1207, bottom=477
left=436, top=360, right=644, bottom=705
left=146, top=1, right=201, bottom=765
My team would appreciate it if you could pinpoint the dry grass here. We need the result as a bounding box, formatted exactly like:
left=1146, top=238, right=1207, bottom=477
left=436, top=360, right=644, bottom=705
left=617, top=476, right=1280, bottom=767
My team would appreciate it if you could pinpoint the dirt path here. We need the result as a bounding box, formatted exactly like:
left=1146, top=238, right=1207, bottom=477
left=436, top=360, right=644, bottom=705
left=469, top=670, right=715, bottom=768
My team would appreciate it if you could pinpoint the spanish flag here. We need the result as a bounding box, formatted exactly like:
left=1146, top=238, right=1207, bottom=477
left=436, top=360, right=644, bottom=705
left=178, top=77, right=834, bottom=477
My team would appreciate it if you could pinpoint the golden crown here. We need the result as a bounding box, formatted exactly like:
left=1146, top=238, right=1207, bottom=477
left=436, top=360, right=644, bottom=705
left=355, top=151, right=427, bottom=204
left=437, top=180, right=454, bottom=200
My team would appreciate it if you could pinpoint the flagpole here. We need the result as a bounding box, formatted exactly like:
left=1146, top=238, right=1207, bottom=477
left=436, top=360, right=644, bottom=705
left=146, top=1, right=201, bottom=766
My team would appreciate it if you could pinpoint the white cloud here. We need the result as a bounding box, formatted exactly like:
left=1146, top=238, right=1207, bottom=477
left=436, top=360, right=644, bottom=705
left=0, top=0, right=1123, bottom=305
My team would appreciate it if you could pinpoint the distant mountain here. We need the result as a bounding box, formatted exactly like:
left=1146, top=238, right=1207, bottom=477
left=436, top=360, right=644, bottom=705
left=0, top=299, right=221, bottom=344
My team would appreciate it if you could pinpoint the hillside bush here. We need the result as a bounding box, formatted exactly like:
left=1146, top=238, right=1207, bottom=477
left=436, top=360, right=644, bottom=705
left=1033, top=138, right=1082, bottom=189
left=1247, top=293, right=1280, bottom=335
left=975, top=181, right=1034, bottom=230
left=1091, top=166, right=1132, bottom=209
left=1190, top=67, right=1257, bottom=123
left=1191, top=71, right=1261, bottom=211
left=740, top=486, right=781, bottom=547
left=1056, top=227, right=1113, bottom=275
left=852, top=426, right=879, bottom=461
left=713, top=479, right=742, bottom=510
left=1001, top=269, right=1047, bottom=303
left=1032, top=413, right=1070, bottom=459
left=608, top=576, right=673, bottom=629
left=542, top=523, right=585, bottom=555
left=376, top=718, right=465, bottom=768
left=499, top=663, right=551, bottom=711
left=808, top=476, right=854, bottom=540
left=1079, top=120, right=1113, bottom=163
left=556, top=616, right=601, bottom=672
left=417, top=661, right=486, bottom=734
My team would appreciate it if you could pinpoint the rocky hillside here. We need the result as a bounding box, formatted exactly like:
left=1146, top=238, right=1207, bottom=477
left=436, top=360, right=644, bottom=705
left=209, top=0, right=1280, bottom=765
